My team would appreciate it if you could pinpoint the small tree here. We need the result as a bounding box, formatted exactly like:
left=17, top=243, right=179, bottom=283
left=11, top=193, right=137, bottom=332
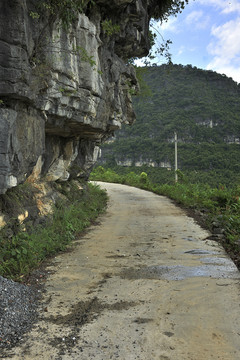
left=140, top=172, right=148, bottom=184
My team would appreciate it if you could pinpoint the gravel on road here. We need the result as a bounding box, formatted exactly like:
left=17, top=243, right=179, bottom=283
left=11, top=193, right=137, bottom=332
left=0, top=275, right=40, bottom=351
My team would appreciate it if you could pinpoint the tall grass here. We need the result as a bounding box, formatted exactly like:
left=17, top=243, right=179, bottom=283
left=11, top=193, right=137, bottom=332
left=0, top=183, right=108, bottom=279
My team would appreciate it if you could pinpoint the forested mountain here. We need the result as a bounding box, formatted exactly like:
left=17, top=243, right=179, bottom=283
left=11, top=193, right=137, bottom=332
left=99, top=64, right=240, bottom=173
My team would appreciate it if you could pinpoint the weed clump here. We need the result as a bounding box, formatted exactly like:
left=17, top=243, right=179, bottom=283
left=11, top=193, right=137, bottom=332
left=0, top=182, right=107, bottom=280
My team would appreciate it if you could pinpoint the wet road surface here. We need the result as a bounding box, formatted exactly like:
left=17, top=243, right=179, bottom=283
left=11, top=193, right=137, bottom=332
left=4, top=182, right=240, bottom=359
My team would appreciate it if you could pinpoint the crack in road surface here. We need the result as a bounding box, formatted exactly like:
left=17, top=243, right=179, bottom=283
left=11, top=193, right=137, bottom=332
left=3, top=182, right=240, bottom=360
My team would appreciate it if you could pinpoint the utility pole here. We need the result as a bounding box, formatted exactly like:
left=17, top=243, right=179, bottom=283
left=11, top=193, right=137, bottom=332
left=174, top=131, right=178, bottom=183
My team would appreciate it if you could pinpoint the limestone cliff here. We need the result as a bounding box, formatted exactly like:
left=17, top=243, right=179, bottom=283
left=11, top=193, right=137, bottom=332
left=0, top=0, right=177, bottom=196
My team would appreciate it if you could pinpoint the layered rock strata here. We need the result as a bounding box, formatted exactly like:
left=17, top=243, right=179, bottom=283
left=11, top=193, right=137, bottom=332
left=0, top=0, right=152, bottom=194
left=0, top=0, right=176, bottom=196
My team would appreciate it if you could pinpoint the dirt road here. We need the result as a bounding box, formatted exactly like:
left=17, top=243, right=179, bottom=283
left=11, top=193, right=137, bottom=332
left=4, top=182, right=240, bottom=360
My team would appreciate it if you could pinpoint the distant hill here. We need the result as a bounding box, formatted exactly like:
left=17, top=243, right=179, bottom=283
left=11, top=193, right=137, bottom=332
left=99, top=64, right=240, bottom=173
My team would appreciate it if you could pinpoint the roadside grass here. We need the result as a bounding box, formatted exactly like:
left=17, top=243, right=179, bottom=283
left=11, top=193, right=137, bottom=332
left=0, top=182, right=108, bottom=280
left=90, top=166, right=240, bottom=268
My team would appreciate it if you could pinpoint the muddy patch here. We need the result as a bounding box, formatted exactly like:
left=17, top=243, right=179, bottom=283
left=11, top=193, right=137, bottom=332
left=119, top=263, right=240, bottom=281
left=48, top=334, right=79, bottom=355
left=46, top=297, right=138, bottom=328
left=133, top=317, right=153, bottom=324
left=45, top=297, right=138, bottom=357
left=106, top=254, right=129, bottom=259
left=87, top=273, right=113, bottom=294
left=163, top=331, right=174, bottom=337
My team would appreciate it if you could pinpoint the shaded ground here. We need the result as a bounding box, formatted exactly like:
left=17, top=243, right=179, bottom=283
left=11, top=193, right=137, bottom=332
left=2, top=182, right=240, bottom=360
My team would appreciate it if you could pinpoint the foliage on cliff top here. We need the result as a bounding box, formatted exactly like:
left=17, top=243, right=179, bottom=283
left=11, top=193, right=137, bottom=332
left=150, top=0, right=189, bottom=21
left=34, top=0, right=95, bottom=29
left=34, top=0, right=189, bottom=29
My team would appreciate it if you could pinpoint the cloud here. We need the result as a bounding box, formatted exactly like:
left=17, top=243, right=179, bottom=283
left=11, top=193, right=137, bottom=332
left=177, top=46, right=185, bottom=56
left=195, top=0, right=240, bottom=15
left=185, top=10, right=203, bottom=24
left=158, top=17, right=178, bottom=32
left=207, top=17, right=240, bottom=82
left=185, top=10, right=210, bottom=29
left=208, top=18, right=240, bottom=64
left=217, top=0, right=240, bottom=14
left=208, top=64, right=240, bottom=82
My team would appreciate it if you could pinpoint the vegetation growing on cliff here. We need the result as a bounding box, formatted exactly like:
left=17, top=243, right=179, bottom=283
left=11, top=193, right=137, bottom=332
left=150, top=0, right=189, bottom=21
left=0, top=182, right=107, bottom=280
left=31, top=0, right=189, bottom=30
left=31, top=0, right=95, bottom=29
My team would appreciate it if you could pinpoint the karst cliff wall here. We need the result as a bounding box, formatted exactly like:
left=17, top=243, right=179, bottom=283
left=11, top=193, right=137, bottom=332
left=0, top=0, right=172, bottom=195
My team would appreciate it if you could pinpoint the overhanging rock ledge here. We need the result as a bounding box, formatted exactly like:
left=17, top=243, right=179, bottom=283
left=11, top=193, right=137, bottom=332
left=0, top=0, right=170, bottom=194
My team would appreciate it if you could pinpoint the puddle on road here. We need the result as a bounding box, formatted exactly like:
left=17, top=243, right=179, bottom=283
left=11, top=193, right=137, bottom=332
left=199, top=257, right=236, bottom=265
left=184, top=249, right=216, bottom=255
left=120, top=261, right=240, bottom=281
left=183, top=237, right=198, bottom=242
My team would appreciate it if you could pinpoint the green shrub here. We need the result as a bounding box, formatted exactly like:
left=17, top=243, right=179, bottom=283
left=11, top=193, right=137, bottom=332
left=0, top=183, right=107, bottom=279
left=140, top=172, right=148, bottom=184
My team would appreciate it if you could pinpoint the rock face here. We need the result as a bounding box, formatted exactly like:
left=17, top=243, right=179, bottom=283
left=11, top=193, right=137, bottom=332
left=0, top=0, right=153, bottom=194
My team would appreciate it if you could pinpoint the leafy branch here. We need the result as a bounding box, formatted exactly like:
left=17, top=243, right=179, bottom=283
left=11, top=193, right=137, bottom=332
left=151, top=0, right=189, bottom=21
left=101, top=19, right=120, bottom=37
left=30, top=0, right=95, bottom=31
